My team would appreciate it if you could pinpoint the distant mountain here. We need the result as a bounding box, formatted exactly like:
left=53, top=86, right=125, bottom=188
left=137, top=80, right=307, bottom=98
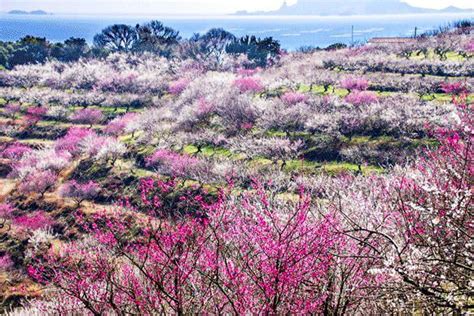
left=234, top=0, right=473, bottom=16
left=8, top=10, right=50, bottom=15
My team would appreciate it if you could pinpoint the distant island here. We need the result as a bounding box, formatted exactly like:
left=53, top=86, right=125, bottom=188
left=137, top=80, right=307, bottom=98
left=8, top=10, right=51, bottom=15
left=234, top=0, right=473, bottom=16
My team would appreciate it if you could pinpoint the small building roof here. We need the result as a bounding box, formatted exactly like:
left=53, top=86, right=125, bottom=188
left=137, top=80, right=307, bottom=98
left=368, top=37, right=417, bottom=44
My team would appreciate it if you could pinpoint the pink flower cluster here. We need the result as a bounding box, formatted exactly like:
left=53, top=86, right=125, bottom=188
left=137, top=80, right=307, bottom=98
left=281, top=92, right=308, bottom=105
left=236, top=68, right=260, bottom=77
left=440, top=82, right=468, bottom=95
left=31, top=181, right=351, bottom=314
left=233, top=77, right=264, bottom=93
left=466, top=40, right=474, bottom=53
left=25, top=106, right=48, bottom=125
left=4, top=103, right=21, bottom=118
left=340, top=76, right=369, bottom=91
left=105, top=113, right=138, bottom=136
left=1, top=143, right=32, bottom=160
left=71, top=108, right=104, bottom=125
left=345, top=90, right=378, bottom=106
left=18, top=170, right=57, bottom=196
left=0, top=203, right=14, bottom=219
left=146, top=149, right=201, bottom=177
left=55, top=127, right=95, bottom=155
left=195, top=97, right=215, bottom=116
left=168, top=78, right=191, bottom=95
left=0, top=254, right=14, bottom=270
left=13, top=211, right=55, bottom=231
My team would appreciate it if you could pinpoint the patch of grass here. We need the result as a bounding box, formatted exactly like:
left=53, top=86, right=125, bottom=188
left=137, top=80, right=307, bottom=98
left=183, top=145, right=199, bottom=155
left=0, top=98, right=6, bottom=106
left=323, top=162, right=383, bottom=175
left=334, top=88, right=349, bottom=97
left=184, top=144, right=233, bottom=158
left=137, top=145, right=156, bottom=157
left=409, top=138, right=439, bottom=148
left=284, top=159, right=321, bottom=173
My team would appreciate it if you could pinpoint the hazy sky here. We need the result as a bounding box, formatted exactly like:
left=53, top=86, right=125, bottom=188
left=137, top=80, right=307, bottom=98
left=1, top=0, right=474, bottom=15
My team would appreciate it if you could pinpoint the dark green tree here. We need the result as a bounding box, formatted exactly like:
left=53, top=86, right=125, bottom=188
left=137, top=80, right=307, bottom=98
left=135, top=21, right=180, bottom=56
left=93, top=24, right=138, bottom=52
left=8, top=36, right=51, bottom=67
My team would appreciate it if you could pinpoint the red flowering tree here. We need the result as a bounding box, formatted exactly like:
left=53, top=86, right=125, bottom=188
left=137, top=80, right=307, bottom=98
left=26, top=180, right=359, bottom=314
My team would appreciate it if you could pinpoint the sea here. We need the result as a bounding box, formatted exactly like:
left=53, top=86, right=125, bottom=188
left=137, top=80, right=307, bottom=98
left=0, top=13, right=472, bottom=50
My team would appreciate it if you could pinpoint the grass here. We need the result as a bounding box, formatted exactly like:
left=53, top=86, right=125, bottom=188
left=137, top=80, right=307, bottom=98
left=183, top=145, right=233, bottom=158
left=37, top=120, right=105, bottom=130
left=70, top=105, right=141, bottom=115
left=297, top=83, right=473, bottom=103
left=323, top=162, right=383, bottom=175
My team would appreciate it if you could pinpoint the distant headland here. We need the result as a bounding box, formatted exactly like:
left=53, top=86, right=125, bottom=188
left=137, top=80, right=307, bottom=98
left=7, top=10, right=51, bottom=15
left=234, top=0, right=473, bottom=16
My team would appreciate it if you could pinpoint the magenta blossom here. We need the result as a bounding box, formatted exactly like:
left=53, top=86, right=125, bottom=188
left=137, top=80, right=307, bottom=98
left=18, top=170, right=57, bottom=197
left=168, top=78, right=191, bottom=95
left=345, top=90, right=378, bottom=106
left=146, top=149, right=202, bottom=178
left=1, top=143, right=32, bottom=160
left=281, top=92, right=308, bottom=105
left=0, top=203, right=14, bottom=219
left=340, top=76, right=369, bottom=91
left=105, top=113, right=138, bottom=136
left=233, top=77, right=264, bottom=93
left=55, top=127, right=96, bottom=155
left=13, top=211, right=55, bottom=231
left=71, top=108, right=104, bottom=126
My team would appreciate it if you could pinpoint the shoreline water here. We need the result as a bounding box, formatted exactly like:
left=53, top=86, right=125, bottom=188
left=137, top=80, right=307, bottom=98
left=1, top=12, right=472, bottom=49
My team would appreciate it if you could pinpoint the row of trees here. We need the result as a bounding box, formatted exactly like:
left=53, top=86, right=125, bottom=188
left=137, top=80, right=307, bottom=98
left=0, top=36, right=89, bottom=68
left=0, top=20, right=281, bottom=69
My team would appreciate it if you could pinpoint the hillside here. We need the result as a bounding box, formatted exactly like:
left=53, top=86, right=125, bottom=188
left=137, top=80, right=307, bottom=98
left=0, top=21, right=473, bottom=315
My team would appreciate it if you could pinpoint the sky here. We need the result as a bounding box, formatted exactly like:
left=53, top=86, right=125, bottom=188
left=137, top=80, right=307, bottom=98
left=1, top=0, right=474, bottom=15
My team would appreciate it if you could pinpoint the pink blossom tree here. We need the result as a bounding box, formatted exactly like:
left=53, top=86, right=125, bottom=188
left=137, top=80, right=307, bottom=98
left=280, top=91, right=308, bottom=105
left=13, top=211, right=55, bottom=231
left=104, top=112, right=138, bottom=136
left=340, top=76, right=369, bottom=92
left=70, top=108, right=104, bottom=127
left=24, top=106, right=48, bottom=127
left=345, top=90, right=378, bottom=106
left=27, top=180, right=350, bottom=314
left=146, top=149, right=206, bottom=179
left=54, top=127, right=96, bottom=156
left=18, top=170, right=57, bottom=197
left=1, top=143, right=32, bottom=160
left=168, top=78, right=191, bottom=95
left=60, top=180, right=100, bottom=207
left=233, top=77, right=264, bottom=93
left=4, top=103, right=22, bottom=119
